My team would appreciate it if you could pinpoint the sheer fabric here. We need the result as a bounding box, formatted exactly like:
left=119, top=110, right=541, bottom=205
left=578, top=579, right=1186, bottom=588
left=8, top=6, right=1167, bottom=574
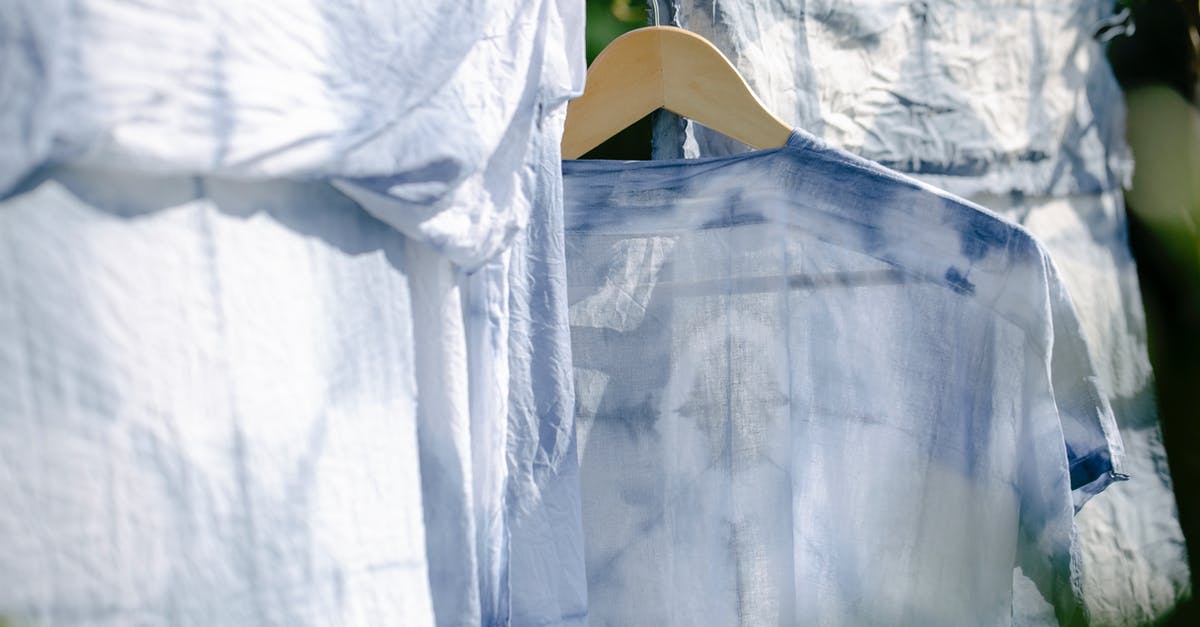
left=0, top=171, right=438, bottom=625
left=564, top=131, right=1124, bottom=626
left=0, top=2, right=586, bottom=625
left=0, top=0, right=584, bottom=269
left=0, top=118, right=587, bottom=626
left=659, top=0, right=1130, bottom=197
left=655, top=2, right=1185, bottom=621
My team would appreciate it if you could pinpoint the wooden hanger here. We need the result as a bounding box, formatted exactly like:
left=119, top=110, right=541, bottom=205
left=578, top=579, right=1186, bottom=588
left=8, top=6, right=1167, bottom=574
left=561, top=25, right=793, bottom=159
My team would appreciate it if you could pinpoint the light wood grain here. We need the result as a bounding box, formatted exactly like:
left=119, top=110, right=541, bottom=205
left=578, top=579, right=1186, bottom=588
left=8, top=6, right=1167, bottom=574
left=562, top=26, right=792, bottom=159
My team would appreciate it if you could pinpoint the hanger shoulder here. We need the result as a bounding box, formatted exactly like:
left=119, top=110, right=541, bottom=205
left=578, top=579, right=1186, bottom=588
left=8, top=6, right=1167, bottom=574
left=660, top=29, right=793, bottom=151
left=561, top=26, right=792, bottom=160
left=561, top=29, right=665, bottom=159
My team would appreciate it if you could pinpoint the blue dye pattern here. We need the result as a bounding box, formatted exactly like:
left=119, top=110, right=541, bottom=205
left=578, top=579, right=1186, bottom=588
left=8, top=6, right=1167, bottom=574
left=944, top=267, right=976, bottom=295
left=562, top=128, right=1125, bottom=626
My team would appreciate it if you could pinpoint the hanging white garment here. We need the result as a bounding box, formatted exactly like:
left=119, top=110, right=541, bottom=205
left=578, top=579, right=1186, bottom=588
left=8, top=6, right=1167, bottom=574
left=0, top=1, right=588, bottom=625
left=657, top=0, right=1131, bottom=197
left=0, top=118, right=588, bottom=627
left=0, top=0, right=584, bottom=270
left=0, top=171, right=438, bottom=625
left=564, top=130, right=1124, bottom=626
left=975, top=190, right=1191, bottom=624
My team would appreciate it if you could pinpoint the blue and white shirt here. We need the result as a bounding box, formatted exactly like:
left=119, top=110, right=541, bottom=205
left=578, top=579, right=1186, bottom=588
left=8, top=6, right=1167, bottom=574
left=564, top=130, right=1125, bottom=626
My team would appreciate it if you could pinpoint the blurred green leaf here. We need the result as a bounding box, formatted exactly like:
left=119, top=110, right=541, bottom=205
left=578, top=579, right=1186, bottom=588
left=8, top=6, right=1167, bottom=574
left=586, top=0, right=649, bottom=62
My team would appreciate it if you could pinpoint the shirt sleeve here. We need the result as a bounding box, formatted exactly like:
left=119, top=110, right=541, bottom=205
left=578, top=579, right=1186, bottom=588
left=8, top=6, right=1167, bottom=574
left=1044, top=253, right=1128, bottom=509
left=1013, top=247, right=1128, bottom=626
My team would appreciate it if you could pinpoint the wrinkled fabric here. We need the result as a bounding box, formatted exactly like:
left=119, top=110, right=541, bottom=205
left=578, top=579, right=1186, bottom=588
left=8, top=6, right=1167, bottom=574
left=415, top=103, right=588, bottom=626
left=657, top=2, right=1188, bottom=622
left=978, top=190, right=1191, bottom=624
left=0, top=1, right=587, bottom=625
left=502, top=106, right=590, bottom=627
left=0, top=128, right=588, bottom=626
left=0, top=170, right=437, bottom=626
left=1, top=0, right=585, bottom=269
left=336, top=83, right=586, bottom=627
left=563, top=131, right=1125, bottom=626
left=662, top=0, right=1131, bottom=197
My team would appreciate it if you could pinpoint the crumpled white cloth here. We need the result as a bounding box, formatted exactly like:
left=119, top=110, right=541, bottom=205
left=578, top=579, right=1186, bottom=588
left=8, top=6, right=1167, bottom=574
left=499, top=107, right=589, bottom=626
left=0, top=0, right=584, bottom=269
left=660, top=0, right=1131, bottom=198
left=0, top=1, right=587, bottom=625
left=0, top=110, right=588, bottom=626
left=977, top=190, right=1192, bottom=624
left=0, top=170, right=439, bottom=626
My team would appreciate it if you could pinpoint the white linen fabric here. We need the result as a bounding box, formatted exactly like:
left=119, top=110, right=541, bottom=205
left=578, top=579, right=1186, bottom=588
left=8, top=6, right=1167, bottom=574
left=659, top=0, right=1131, bottom=197
left=0, top=170, right=438, bottom=626
left=0, top=0, right=584, bottom=270
left=499, top=107, right=590, bottom=627
left=0, top=116, right=588, bottom=626
left=978, top=190, right=1192, bottom=624
left=0, top=1, right=587, bottom=625
left=655, top=1, right=1188, bottom=622
left=444, top=106, right=590, bottom=627
left=564, top=130, right=1125, bottom=626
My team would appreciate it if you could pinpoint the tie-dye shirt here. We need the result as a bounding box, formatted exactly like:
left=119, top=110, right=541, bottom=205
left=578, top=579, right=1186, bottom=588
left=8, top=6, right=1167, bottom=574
left=563, top=129, right=1125, bottom=626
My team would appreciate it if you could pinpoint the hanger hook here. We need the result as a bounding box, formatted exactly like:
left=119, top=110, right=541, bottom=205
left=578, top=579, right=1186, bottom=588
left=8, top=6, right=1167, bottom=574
left=650, top=0, right=662, bottom=27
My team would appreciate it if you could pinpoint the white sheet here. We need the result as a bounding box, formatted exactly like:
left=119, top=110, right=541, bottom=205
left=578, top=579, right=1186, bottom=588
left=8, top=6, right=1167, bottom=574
left=0, top=2, right=588, bottom=624
left=0, top=0, right=584, bottom=269
left=0, top=171, right=436, bottom=625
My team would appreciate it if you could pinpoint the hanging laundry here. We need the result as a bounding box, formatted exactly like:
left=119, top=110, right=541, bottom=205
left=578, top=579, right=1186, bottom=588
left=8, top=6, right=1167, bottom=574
left=973, top=189, right=1190, bottom=624
left=0, top=171, right=440, bottom=625
left=564, top=130, right=1124, bottom=626
left=0, top=1, right=587, bottom=626
left=0, top=0, right=583, bottom=270
left=659, top=0, right=1130, bottom=197
left=655, top=2, right=1186, bottom=622
left=0, top=124, right=586, bottom=627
